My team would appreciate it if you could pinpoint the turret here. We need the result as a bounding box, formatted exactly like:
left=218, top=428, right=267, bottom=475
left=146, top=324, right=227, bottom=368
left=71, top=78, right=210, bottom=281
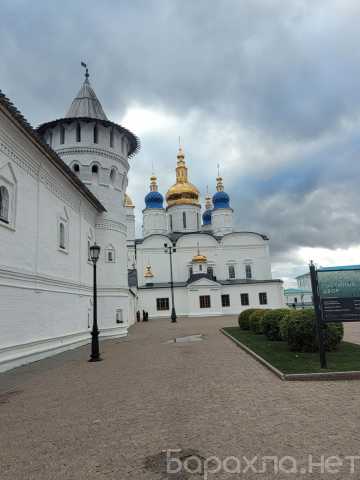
left=165, top=146, right=201, bottom=232
left=142, top=175, right=167, bottom=237
left=202, top=190, right=213, bottom=231
left=211, top=176, right=233, bottom=236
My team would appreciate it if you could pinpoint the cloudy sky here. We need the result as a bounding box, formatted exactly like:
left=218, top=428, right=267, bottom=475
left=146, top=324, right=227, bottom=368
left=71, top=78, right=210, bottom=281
left=2, top=0, right=360, bottom=285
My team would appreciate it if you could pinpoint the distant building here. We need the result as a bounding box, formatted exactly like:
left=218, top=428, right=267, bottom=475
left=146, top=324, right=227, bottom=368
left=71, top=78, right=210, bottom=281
left=284, top=272, right=312, bottom=308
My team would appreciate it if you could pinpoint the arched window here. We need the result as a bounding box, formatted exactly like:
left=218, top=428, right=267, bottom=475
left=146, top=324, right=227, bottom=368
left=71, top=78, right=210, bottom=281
left=91, top=164, right=99, bottom=175
left=59, top=222, right=66, bottom=249
left=105, top=245, right=115, bottom=263
left=110, top=168, right=116, bottom=184
left=110, top=128, right=114, bottom=148
left=73, top=163, right=80, bottom=173
left=183, top=212, right=187, bottom=229
left=0, top=186, right=9, bottom=223
left=60, top=125, right=65, bottom=144
left=76, top=123, right=81, bottom=142
left=245, top=264, right=252, bottom=279
left=93, top=124, right=98, bottom=144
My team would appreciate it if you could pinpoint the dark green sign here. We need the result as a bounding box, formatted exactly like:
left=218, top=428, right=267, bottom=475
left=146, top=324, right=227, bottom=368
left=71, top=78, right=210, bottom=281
left=318, top=269, right=360, bottom=298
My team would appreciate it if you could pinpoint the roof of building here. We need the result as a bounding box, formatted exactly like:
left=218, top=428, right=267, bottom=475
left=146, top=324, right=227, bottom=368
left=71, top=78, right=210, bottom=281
left=135, top=230, right=269, bottom=244
left=284, top=288, right=312, bottom=294
left=0, top=89, right=106, bottom=212
left=139, top=278, right=283, bottom=289
left=318, top=264, right=360, bottom=272
left=66, top=76, right=108, bottom=120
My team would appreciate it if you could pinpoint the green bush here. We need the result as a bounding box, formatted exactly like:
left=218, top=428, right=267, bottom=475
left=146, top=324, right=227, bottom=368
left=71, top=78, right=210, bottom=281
left=280, top=309, right=343, bottom=352
left=249, top=309, right=269, bottom=334
left=262, top=309, right=290, bottom=341
left=238, top=308, right=258, bottom=330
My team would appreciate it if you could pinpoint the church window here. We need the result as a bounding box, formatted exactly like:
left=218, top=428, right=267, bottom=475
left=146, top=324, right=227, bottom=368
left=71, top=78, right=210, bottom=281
left=241, top=293, right=249, bottom=306
left=189, top=266, right=193, bottom=277
left=259, top=292, right=268, bottom=305
left=105, top=245, right=115, bottom=263
left=199, top=264, right=203, bottom=272
left=110, top=168, right=116, bottom=184
left=59, top=222, right=66, bottom=250
left=197, top=213, right=200, bottom=230
left=73, top=163, right=80, bottom=173
left=91, top=164, right=99, bottom=174
left=116, top=309, right=123, bottom=323
left=221, top=294, right=230, bottom=307
left=60, top=125, right=65, bottom=144
left=0, top=186, right=9, bottom=223
left=169, top=215, right=173, bottom=231
left=110, top=128, right=114, bottom=148
left=87, top=240, right=91, bottom=261
left=76, top=123, right=81, bottom=142
left=93, top=124, right=98, bottom=144
left=228, top=265, right=235, bottom=279
left=207, top=266, right=213, bottom=277
left=183, top=212, right=187, bottom=229
left=157, top=298, right=169, bottom=311
left=245, top=264, right=252, bottom=279
left=199, top=295, right=211, bottom=308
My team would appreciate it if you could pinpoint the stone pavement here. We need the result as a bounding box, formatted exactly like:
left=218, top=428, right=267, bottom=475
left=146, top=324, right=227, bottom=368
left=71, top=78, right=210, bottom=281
left=1, top=316, right=360, bottom=480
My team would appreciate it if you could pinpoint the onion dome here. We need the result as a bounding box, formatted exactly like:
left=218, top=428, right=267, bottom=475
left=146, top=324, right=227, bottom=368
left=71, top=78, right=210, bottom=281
left=166, top=147, right=200, bottom=207
left=202, top=192, right=213, bottom=225
left=144, top=265, right=154, bottom=278
left=145, top=175, right=164, bottom=209
left=192, top=244, right=207, bottom=263
left=124, top=193, right=134, bottom=208
left=212, top=176, right=230, bottom=209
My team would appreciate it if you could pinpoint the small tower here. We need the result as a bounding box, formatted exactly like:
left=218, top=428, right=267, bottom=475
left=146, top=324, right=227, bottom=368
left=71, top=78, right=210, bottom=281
left=211, top=176, right=233, bottom=236
left=202, top=189, right=213, bottom=231
left=142, top=175, right=167, bottom=237
left=191, top=245, right=208, bottom=275
left=165, top=146, right=201, bottom=232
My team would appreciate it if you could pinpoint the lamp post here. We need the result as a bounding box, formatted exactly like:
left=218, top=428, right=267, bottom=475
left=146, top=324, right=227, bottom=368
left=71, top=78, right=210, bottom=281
left=164, top=242, right=177, bottom=322
left=89, top=243, right=102, bottom=362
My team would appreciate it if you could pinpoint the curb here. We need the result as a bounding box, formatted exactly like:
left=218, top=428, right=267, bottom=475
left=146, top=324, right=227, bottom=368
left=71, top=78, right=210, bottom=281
left=220, top=328, right=360, bottom=382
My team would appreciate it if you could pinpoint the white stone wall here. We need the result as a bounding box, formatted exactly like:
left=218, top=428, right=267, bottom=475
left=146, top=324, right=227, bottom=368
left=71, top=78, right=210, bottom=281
left=142, top=208, right=167, bottom=237
left=138, top=280, right=285, bottom=319
left=167, top=203, right=201, bottom=233
left=0, top=110, right=130, bottom=372
left=211, top=208, right=233, bottom=236
left=137, top=232, right=272, bottom=287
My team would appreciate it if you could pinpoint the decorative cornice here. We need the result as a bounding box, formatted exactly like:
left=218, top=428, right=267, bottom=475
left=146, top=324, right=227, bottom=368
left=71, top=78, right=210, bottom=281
left=57, top=146, right=129, bottom=169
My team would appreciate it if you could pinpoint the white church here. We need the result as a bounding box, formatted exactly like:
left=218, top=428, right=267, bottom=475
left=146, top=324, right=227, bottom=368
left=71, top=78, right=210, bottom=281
left=0, top=69, right=284, bottom=372
left=128, top=148, right=284, bottom=319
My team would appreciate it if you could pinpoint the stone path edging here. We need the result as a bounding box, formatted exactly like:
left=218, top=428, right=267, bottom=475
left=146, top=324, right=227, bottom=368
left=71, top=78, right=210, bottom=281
left=220, top=328, right=360, bottom=382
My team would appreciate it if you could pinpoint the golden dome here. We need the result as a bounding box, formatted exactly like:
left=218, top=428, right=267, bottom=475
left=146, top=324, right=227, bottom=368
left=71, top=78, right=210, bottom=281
left=124, top=193, right=134, bottom=207
left=192, top=254, right=207, bottom=263
left=166, top=146, right=200, bottom=207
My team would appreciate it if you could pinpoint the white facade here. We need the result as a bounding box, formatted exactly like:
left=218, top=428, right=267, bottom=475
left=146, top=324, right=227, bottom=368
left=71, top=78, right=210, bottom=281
left=0, top=73, right=139, bottom=372
left=134, top=148, right=285, bottom=318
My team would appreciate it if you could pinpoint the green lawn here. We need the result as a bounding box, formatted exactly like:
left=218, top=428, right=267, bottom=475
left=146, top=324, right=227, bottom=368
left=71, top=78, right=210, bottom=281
left=223, top=327, right=360, bottom=374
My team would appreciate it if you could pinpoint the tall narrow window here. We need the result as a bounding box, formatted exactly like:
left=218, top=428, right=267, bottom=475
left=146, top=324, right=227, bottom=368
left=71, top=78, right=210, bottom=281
left=110, top=128, right=114, bottom=148
left=59, top=222, right=66, bottom=249
left=0, top=186, right=9, bottom=223
left=183, top=211, right=187, bottom=229
left=48, top=131, right=53, bottom=147
left=76, top=123, right=81, bottom=142
left=73, top=163, right=80, bottom=173
left=245, top=264, right=252, bottom=279
left=60, top=125, right=65, bottom=144
left=91, top=164, right=99, bottom=175
left=228, top=265, right=235, bottom=279
left=110, top=168, right=116, bottom=184
left=169, top=215, right=173, bottom=231
left=241, top=293, right=249, bottom=306
left=93, top=124, right=98, bottom=144
left=259, top=292, right=268, bottom=305
left=207, top=266, right=214, bottom=277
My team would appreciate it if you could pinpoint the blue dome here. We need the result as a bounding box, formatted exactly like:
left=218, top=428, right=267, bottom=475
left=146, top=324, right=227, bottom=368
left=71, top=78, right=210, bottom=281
left=145, top=191, right=164, bottom=209
left=212, top=191, right=230, bottom=209
left=202, top=209, right=212, bottom=225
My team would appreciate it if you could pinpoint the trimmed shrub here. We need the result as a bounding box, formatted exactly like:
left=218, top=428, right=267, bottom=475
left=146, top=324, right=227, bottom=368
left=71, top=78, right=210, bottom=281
left=280, top=309, right=343, bottom=352
left=238, top=308, right=258, bottom=330
left=249, top=309, right=269, bottom=334
left=262, top=309, right=291, bottom=341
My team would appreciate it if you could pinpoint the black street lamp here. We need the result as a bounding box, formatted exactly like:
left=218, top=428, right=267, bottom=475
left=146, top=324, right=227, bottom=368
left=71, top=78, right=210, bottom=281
left=164, top=242, right=177, bottom=323
left=89, top=243, right=102, bottom=362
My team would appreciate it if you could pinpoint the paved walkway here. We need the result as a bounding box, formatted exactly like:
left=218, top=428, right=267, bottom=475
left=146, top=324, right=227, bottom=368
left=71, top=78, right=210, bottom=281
left=1, top=317, right=360, bottom=479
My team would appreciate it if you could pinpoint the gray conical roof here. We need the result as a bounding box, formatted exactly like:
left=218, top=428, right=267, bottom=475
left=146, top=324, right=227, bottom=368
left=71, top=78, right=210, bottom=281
left=66, top=77, right=108, bottom=120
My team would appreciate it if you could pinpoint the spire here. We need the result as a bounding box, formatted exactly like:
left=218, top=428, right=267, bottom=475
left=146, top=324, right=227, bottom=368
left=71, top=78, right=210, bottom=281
left=205, top=191, right=212, bottom=210
left=216, top=176, right=224, bottom=192
left=176, top=145, right=188, bottom=183
left=66, top=63, right=108, bottom=120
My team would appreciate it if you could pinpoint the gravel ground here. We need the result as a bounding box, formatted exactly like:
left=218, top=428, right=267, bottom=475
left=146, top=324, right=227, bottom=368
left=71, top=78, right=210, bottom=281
left=1, top=316, right=360, bottom=480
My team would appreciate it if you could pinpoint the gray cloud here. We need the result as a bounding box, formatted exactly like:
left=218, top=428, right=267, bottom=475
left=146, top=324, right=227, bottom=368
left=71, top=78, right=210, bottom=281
left=1, top=0, right=360, bottom=278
